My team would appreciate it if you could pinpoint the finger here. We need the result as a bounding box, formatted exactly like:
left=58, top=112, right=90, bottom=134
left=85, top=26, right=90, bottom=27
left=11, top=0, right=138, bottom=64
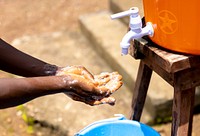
left=107, top=81, right=123, bottom=93
left=94, top=72, right=113, bottom=87
left=67, top=74, right=110, bottom=96
left=93, top=85, right=111, bottom=96
left=64, top=92, right=92, bottom=103
left=104, top=72, right=123, bottom=93
left=65, top=91, right=116, bottom=106
left=105, top=78, right=123, bottom=93
left=71, top=95, right=116, bottom=106
left=94, top=72, right=122, bottom=86
left=64, top=92, right=102, bottom=106
left=58, top=66, right=94, bottom=81
left=109, top=72, right=123, bottom=81
left=95, top=77, right=110, bottom=86
left=92, top=72, right=123, bottom=95
left=92, top=96, right=116, bottom=106
left=94, top=73, right=111, bottom=86
left=94, top=72, right=110, bottom=79
left=63, top=74, right=94, bottom=92
left=78, top=66, right=94, bottom=81
left=67, top=65, right=94, bottom=81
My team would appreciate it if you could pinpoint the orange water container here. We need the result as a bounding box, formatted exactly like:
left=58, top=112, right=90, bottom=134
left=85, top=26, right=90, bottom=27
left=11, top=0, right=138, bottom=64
left=143, top=0, right=200, bottom=55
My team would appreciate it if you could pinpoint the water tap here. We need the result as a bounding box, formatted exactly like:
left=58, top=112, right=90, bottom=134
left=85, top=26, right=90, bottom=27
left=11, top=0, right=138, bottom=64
left=111, top=7, right=154, bottom=55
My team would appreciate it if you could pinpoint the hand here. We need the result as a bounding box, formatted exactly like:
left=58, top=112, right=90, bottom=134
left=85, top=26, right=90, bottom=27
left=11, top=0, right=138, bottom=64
left=65, top=91, right=116, bottom=106
left=56, top=65, right=94, bottom=81
left=56, top=66, right=123, bottom=106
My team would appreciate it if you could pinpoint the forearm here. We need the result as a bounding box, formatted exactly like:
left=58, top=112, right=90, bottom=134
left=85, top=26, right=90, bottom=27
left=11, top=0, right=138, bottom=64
left=0, top=38, right=58, bottom=77
left=0, top=76, right=66, bottom=109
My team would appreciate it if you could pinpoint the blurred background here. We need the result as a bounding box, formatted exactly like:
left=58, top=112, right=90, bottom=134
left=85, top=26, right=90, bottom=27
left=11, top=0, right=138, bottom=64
left=1, top=0, right=200, bottom=136
left=1, top=0, right=107, bottom=42
left=0, top=0, right=132, bottom=136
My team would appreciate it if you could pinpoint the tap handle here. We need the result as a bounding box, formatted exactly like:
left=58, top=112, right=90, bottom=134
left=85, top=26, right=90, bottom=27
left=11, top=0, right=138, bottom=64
left=110, top=7, right=139, bottom=20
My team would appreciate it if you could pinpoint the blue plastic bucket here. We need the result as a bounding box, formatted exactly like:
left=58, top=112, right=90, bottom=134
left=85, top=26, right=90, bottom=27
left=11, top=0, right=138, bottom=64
left=75, top=114, right=160, bottom=136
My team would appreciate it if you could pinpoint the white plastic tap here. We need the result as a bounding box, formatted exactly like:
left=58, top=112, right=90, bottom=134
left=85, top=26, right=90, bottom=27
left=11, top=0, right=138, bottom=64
left=111, top=7, right=154, bottom=55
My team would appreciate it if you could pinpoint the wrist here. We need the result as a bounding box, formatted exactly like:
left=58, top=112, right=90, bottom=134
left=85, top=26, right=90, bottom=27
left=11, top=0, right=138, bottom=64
left=43, top=64, right=59, bottom=76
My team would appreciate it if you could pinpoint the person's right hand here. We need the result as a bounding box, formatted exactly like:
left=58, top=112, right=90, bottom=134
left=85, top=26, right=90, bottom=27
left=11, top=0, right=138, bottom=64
left=56, top=65, right=95, bottom=81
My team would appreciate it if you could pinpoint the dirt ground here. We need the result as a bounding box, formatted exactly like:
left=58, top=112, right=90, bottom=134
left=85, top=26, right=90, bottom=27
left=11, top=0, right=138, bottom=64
left=0, top=0, right=108, bottom=42
left=0, top=0, right=109, bottom=136
left=1, top=0, right=200, bottom=136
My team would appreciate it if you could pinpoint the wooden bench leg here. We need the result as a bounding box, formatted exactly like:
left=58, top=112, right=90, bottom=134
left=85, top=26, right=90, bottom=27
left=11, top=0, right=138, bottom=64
left=171, top=88, right=195, bottom=136
left=130, top=61, right=152, bottom=121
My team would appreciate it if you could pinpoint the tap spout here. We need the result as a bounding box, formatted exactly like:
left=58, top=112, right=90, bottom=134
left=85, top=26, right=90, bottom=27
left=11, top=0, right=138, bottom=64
left=120, top=22, right=154, bottom=55
left=111, top=7, right=154, bottom=55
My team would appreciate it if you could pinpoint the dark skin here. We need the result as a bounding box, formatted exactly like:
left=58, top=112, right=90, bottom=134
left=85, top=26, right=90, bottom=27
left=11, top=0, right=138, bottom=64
left=0, top=38, right=123, bottom=109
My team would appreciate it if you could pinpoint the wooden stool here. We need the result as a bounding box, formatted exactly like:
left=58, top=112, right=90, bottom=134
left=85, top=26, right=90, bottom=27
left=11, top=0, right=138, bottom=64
left=129, top=38, right=200, bottom=136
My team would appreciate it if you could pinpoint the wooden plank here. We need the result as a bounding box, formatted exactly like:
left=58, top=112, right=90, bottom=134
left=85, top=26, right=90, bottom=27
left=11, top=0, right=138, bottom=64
left=174, top=67, right=200, bottom=90
left=130, top=38, right=200, bottom=73
left=142, top=55, right=174, bottom=86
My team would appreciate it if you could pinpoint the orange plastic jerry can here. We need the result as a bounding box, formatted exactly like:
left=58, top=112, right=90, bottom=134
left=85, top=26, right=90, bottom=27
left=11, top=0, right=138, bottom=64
left=143, top=0, right=200, bottom=55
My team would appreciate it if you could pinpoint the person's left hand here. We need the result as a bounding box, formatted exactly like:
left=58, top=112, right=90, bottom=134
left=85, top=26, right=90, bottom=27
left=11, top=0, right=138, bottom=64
left=56, top=66, right=123, bottom=106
